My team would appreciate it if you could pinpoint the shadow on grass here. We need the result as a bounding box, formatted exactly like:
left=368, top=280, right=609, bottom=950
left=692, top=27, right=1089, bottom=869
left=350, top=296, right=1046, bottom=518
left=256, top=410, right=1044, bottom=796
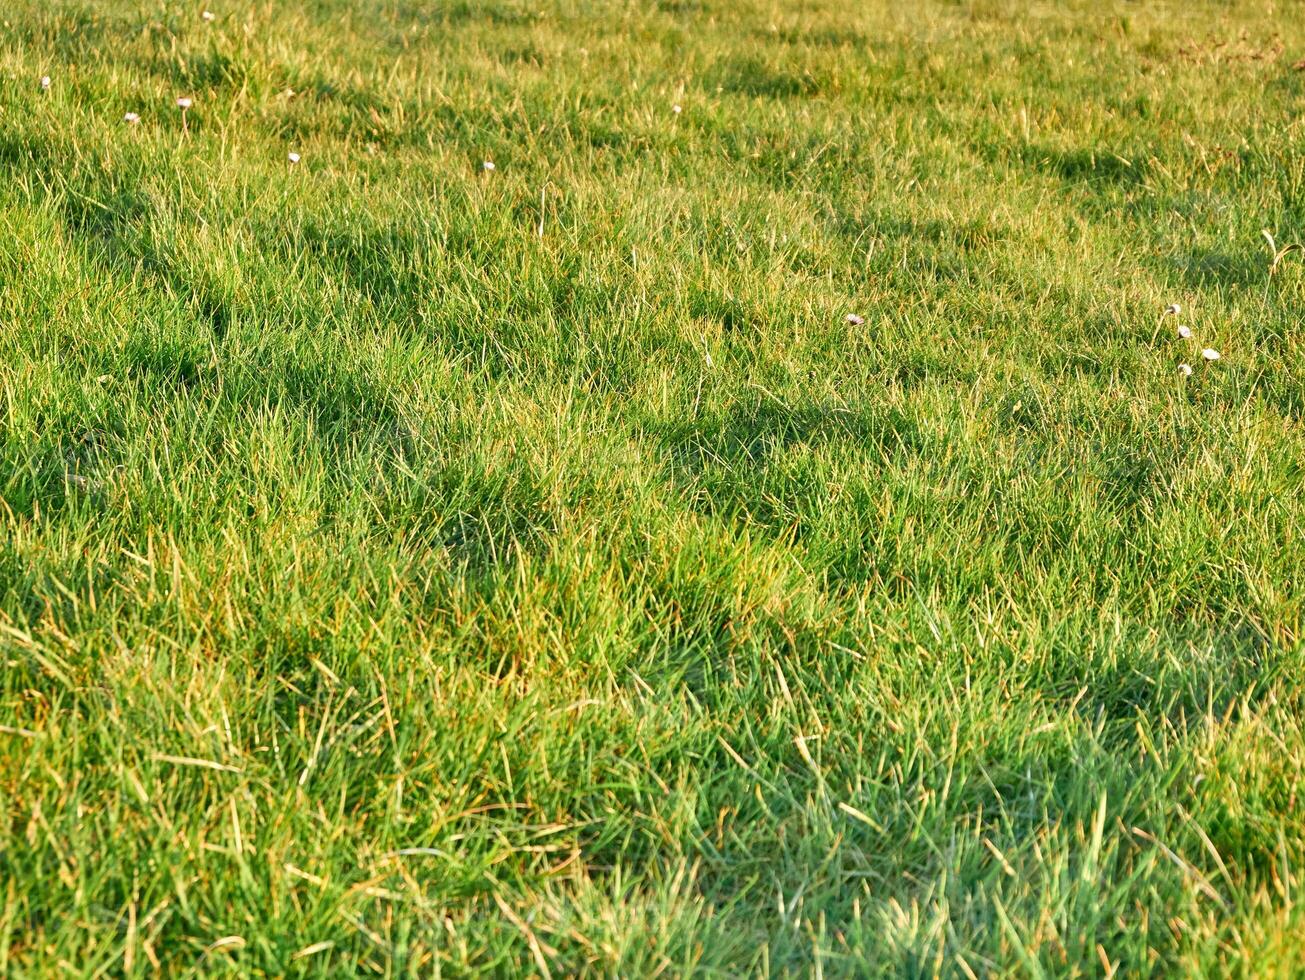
left=663, top=398, right=924, bottom=474
left=646, top=397, right=928, bottom=547
left=977, top=140, right=1152, bottom=190
left=839, top=210, right=1010, bottom=255
left=710, top=56, right=827, bottom=99
left=1172, top=249, right=1266, bottom=290
left=763, top=25, right=867, bottom=48
left=1037, top=622, right=1275, bottom=724
left=4, top=5, right=132, bottom=59
left=388, top=0, right=543, bottom=28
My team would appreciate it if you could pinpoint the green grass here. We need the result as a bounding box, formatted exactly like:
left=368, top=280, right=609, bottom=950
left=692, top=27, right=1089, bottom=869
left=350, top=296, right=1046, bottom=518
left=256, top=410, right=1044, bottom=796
left=2, top=0, right=1305, bottom=974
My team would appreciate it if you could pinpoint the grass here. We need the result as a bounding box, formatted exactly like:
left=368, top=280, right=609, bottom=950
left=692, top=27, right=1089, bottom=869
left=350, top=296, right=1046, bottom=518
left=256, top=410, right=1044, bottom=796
left=2, top=0, right=1305, bottom=974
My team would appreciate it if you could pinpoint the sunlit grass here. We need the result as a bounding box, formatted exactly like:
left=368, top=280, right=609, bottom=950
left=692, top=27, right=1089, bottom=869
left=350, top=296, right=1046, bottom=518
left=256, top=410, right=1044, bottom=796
left=2, top=0, right=1305, bottom=974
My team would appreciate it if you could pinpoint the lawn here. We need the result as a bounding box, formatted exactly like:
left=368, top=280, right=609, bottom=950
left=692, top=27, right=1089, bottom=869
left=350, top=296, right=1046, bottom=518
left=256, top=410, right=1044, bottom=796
left=2, top=0, right=1305, bottom=974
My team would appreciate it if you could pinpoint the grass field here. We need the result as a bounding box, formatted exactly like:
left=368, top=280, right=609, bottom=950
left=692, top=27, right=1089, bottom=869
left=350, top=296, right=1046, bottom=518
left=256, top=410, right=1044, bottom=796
left=3, top=0, right=1305, bottom=974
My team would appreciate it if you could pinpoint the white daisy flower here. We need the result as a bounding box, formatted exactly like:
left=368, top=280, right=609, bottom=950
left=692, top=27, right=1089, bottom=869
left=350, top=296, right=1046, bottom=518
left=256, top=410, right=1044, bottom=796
left=1177, top=324, right=1192, bottom=338
left=201, top=9, right=216, bottom=20
left=1164, top=303, right=1181, bottom=315
left=287, top=151, right=300, bottom=164
left=40, top=75, right=51, bottom=90
left=124, top=111, right=140, bottom=124
left=672, top=104, right=682, bottom=114
left=1201, top=348, right=1221, bottom=361
left=177, top=96, right=193, bottom=109
left=483, top=160, right=496, bottom=171
left=1178, top=363, right=1193, bottom=377
left=844, top=313, right=865, bottom=326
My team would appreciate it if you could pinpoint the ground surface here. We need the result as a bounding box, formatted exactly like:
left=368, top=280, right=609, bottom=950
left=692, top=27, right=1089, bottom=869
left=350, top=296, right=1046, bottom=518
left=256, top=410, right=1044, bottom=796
left=2, top=0, right=1305, bottom=975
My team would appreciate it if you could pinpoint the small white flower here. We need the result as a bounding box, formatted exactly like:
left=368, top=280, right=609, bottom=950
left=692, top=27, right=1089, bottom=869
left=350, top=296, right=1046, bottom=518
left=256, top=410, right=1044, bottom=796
left=672, top=104, right=682, bottom=114
left=1164, top=303, right=1181, bottom=315
left=40, top=75, right=51, bottom=90
left=177, top=96, right=193, bottom=109
left=287, top=151, right=300, bottom=164
left=1201, top=348, right=1221, bottom=362
left=1177, top=324, right=1192, bottom=338
left=124, top=111, right=141, bottom=124
left=844, top=313, right=865, bottom=326
left=1178, top=363, right=1193, bottom=377
left=483, top=160, right=495, bottom=171
left=201, top=9, right=215, bottom=20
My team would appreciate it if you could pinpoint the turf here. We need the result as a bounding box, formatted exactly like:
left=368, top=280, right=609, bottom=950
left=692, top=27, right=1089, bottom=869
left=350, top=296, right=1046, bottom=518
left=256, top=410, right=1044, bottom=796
left=2, top=0, right=1305, bottom=974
